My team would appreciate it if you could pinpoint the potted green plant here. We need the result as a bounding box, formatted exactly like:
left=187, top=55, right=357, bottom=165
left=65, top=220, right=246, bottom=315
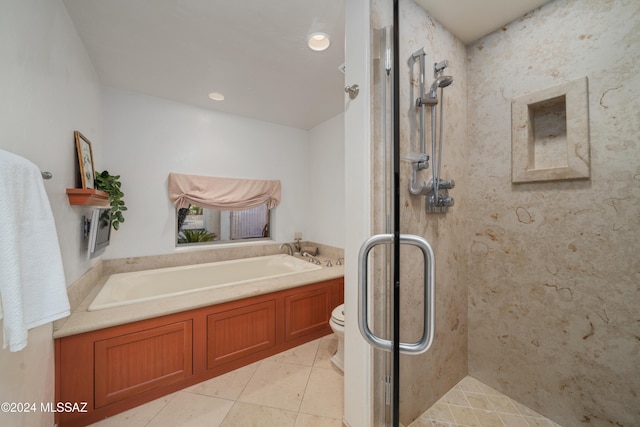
left=177, top=229, right=218, bottom=244
left=94, top=170, right=127, bottom=230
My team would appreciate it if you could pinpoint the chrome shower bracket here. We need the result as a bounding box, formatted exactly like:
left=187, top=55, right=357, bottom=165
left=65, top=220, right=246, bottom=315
left=409, top=162, right=431, bottom=195
left=434, top=60, right=448, bottom=77
left=403, top=153, right=430, bottom=195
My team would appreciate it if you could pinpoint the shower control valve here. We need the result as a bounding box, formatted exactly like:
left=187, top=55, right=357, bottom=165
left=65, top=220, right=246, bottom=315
left=437, top=178, right=455, bottom=190
left=438, top=196, right=455, bottom=207
left=427, top=178, right=455, bottom=190
left=426, top=190, right=454, bottom=212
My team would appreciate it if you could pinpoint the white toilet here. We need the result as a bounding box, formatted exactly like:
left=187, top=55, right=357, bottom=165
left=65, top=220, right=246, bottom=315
left=329, top=303, right=345, bottom=372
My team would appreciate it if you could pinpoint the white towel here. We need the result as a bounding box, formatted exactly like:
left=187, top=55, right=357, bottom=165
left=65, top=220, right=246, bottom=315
left=0, top=150, right=70, bottom=352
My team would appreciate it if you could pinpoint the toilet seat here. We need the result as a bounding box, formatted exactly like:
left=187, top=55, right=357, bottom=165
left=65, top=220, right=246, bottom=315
left=331, top=304, right=344, bottom=327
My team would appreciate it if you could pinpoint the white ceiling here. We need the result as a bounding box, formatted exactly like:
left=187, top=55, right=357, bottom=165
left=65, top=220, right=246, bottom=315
left=414, top=0, right=551, bottom=44
left=63, top=0, right=550, bottom=130
left=63, top=0, right=345, bottom=130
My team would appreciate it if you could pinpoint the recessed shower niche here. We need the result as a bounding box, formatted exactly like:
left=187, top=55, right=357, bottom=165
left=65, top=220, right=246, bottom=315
left=511, top=76, right=590, bottom=183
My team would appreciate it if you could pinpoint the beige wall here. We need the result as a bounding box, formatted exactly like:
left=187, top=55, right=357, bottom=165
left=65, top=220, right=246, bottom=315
left=466, top=0, right=640, bottom=425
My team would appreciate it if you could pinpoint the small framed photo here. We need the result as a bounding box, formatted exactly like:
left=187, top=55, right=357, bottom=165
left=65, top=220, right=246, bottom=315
left=75, top=131, right=95, bottom=189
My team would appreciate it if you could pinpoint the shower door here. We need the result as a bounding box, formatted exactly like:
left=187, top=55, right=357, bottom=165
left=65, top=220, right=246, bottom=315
left=353, top=1, right=436, bottom=426
left=344, top=0, right=436, bottom=425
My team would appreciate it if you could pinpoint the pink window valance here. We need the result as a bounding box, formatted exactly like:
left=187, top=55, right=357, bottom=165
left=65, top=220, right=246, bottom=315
left=168, top=172, right=281, bottom=211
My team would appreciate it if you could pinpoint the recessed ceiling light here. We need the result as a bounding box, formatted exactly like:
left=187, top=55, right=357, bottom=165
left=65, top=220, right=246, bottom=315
left=307, top=32, right=331, bottom=51
left=208, top=92, right=225, bottom=101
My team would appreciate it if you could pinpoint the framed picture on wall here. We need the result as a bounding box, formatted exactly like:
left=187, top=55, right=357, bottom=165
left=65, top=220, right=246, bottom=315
left=75, top=131, right=95, bottom=189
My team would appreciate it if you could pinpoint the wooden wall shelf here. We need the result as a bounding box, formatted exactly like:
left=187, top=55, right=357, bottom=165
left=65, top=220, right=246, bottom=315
left=66, top=188, right=110, bottom=207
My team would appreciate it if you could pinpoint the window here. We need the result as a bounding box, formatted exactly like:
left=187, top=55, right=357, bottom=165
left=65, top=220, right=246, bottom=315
left=177, top=204, right=270, bottom=246
left=168, top=173, right=279, bottom=246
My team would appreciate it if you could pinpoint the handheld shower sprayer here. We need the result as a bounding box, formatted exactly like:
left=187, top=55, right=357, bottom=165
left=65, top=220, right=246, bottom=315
left=428, top=75, right=453, bottom=99
left=417, top=75, right=453, bottom=105
left=427, top=59, right=453, bottom=102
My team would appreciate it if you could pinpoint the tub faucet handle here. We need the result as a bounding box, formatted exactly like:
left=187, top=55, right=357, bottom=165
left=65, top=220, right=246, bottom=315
left=326, top=260, right=332, bottom=267
left=336, top=257, right=344, bottom=266
left=303, top=252, right=321, bottom=265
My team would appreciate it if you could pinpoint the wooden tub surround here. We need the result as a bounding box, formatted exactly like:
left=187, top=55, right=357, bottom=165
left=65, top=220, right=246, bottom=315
left=55, top=277, right=343, bottom=427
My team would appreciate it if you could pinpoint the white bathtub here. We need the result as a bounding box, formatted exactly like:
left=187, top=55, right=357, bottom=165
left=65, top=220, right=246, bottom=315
left=88, top=254, right=322, bottom=311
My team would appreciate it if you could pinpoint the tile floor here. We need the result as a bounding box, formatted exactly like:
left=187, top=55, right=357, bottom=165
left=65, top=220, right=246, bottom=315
left=409, top=376, right=563, bottom=427
left=89, top=334, right=343, bottom=427
left=89, top=334, right=562, bottom=427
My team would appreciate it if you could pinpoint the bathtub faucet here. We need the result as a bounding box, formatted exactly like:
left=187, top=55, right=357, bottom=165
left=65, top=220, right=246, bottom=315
left=303, top=252, right=321, bottom=265
left=279, top=243, right=293, bottom=256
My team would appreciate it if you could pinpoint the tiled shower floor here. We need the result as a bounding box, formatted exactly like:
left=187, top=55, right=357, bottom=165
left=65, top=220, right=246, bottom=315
left=409, top=376, right=563, bottom=427
left=88, top=334, right=561, bottom=427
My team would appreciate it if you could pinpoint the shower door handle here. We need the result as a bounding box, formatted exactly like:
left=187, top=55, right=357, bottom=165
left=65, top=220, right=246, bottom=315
left=357, top=233, right=435, bottom=354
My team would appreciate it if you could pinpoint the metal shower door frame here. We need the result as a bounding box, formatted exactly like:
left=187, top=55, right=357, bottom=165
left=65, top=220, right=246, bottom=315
left=356, top=2, right=436, bottom=425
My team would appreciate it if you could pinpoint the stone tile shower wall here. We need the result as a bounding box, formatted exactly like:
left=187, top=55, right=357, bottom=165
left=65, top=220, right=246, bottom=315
left=399, top=1, right=470, bottom=422
left=372, top=0, right=469, bottom=423
left=466, top=0, right=640, bottom=426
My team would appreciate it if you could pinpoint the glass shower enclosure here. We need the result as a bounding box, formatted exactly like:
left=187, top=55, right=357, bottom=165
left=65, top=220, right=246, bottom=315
left=359, top=3, right=436, bottom=425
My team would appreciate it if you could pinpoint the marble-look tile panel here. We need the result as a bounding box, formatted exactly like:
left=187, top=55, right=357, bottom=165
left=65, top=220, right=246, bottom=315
left=145, top=392, right=233, bottom=427
left=237, top=360, right=311, bottom=412
left=466, top=0, right=640, bottom=425
left=298, top=367, right=344, bottom=420
left=87, top=392, right=175, bottom=427
left=221, top=402, right=297, bottom=427
left=265, top=338, right=320, bottom=366
left=183, top=362, right=259, bottom=401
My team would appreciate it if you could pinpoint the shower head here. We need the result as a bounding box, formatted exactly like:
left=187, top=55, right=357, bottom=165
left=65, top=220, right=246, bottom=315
left=428, top=75, right=453, bottom=98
